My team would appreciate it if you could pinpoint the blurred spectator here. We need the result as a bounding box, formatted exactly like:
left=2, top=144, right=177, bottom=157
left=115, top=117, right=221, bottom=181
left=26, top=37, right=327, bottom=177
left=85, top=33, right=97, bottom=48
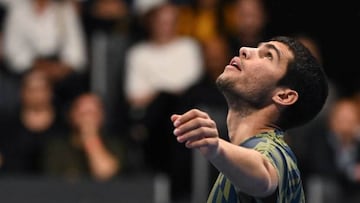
left=80, top=0, right=133, bottom=135
left=43, top=93, right=124, bottom=182
left=224, top=0, right=270, bottom=56
left=286, top=33, right=340, bottom=202
left=0, top=4, right=20, bottom=119
left=2, top=0, right=88, bottom=111
left=327, top=98, right=360, bottom=203
left=123, top=0, right=203, bottom=181
left=3, top=0, right=86, bottom=80
left=0, top=70, right=66, bottom=176
left=124, top=1, right=203, bottom=109
left=302, top=97, right=360, bottom=203
left=175, top=0, right=227, bottom=45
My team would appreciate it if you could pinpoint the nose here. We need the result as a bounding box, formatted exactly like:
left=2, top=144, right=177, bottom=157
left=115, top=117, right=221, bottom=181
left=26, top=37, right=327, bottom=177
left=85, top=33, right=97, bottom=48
left=239, top=47, right=255, bottom=59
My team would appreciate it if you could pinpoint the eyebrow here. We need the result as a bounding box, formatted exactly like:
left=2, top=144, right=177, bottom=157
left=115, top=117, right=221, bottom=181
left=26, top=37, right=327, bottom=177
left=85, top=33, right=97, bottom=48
left=258, top=42, right=281, bottom=61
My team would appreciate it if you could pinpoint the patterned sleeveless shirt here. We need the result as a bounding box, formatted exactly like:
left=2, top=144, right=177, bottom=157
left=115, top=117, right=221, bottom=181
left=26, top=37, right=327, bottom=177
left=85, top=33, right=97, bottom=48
left=207, top=129, right=305, bottom=203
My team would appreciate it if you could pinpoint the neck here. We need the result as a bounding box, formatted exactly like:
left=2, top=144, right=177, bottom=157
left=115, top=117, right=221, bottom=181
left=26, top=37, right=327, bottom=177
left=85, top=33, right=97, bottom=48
left=152, top=35, right=176, bottom=45
left=23, top=103, right=53, bottom=111
left=226, top=105, right=280, bottom=145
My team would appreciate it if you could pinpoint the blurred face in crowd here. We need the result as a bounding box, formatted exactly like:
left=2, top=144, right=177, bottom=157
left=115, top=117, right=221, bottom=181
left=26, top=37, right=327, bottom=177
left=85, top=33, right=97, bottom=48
left=203, top=36, right=231, bottom=80
left=234, top=0, right=267, bottom=37
left=329, top=99, right=360, bottom=142
left=70, top=94, right=104, bottom=129
left=150, top=4, right=178, bottom=42
left=92, top=0, right=128, bottom=19
left=21, top=71, right=53, bottom=107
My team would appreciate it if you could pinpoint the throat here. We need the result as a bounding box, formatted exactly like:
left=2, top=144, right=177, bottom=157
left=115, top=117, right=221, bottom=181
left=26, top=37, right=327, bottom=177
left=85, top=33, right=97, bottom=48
left=227, top=108, right=279, bottom=145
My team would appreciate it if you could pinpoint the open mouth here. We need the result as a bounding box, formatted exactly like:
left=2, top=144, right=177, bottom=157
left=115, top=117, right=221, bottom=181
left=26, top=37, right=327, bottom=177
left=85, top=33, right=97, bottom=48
left=229, top=58, right=241, bottom=71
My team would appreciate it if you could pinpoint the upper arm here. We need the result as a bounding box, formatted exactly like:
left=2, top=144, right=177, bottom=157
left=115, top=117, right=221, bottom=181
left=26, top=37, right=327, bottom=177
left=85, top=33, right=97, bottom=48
left=253, top=142, right=283, bottom=196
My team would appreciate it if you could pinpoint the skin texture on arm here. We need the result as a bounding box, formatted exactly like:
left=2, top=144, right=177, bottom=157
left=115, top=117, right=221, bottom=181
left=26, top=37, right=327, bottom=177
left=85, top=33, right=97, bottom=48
left=171, top=109, right=278, bottom=197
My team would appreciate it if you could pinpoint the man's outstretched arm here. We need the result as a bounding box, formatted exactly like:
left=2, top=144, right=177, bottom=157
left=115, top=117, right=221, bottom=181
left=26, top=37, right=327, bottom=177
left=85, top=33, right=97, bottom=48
left=171, top=109, right=278, bottom=197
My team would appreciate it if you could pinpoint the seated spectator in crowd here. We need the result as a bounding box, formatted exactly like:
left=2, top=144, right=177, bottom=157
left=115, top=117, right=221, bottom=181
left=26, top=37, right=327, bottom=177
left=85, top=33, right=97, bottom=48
left=123, top=1, right=204, bottom=175
left=43, top=93, right=124, bottom=182
left=124, top=1, right=203, bottom=110
left=0, top=70, right=66, bottom=176
left=327, top=98, right=360, bottom=203
left=175, top=0, right=227, bottom=46
left=0, top=5, right=20, bottom=120
left=2, top=0, right=88, bottom=110
left=80, top=0, right=133, bottom=135
left=304, top=97, right=360, bottom=203
left=224, top=0, right=270, bottom=56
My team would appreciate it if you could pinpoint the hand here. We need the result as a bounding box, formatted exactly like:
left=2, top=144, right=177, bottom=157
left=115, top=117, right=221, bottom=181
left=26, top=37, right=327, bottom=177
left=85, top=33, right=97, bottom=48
left=171, top=109, right=220, bottom=159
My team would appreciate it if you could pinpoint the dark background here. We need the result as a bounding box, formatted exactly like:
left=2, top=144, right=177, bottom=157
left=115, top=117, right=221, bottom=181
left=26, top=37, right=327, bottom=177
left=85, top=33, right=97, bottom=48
left=267, top=0, right=360, bottom=96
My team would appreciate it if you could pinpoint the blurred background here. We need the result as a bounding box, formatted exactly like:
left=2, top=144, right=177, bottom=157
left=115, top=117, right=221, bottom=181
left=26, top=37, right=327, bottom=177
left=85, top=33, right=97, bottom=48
left=0, top=0, right=359, bottom=202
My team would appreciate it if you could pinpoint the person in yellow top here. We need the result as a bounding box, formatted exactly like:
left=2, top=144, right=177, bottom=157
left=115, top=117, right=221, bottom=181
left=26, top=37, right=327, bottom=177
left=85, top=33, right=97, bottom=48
left=176, top=0, right=227, bottom=45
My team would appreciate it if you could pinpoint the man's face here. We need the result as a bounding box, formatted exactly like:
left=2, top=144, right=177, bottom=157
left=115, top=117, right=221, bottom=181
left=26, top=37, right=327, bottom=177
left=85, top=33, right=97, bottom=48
left=216, top=41, right=294, bottom=107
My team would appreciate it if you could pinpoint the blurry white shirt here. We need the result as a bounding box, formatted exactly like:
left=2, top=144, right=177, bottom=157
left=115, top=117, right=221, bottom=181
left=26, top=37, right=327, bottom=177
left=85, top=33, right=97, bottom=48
left=125, top=37, right=204, bottom=100
left=3, top=0, right=87, bottom=73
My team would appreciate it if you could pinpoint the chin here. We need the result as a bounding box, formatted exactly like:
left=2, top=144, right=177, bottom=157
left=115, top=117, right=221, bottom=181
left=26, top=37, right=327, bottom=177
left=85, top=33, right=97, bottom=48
left=216, top=75, right=235, bottom=92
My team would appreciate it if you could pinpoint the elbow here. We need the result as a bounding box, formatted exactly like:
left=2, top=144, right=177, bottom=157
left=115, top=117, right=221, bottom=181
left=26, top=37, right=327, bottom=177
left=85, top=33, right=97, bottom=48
left=257, top=178, right=278, bottom=197
left=238, top=163, right=278, bottom=197
left=235, top=178, right=276, bottom=198
left=254, top=168, right=279, bottom=197
left=240, top=177, right=277, bottom=197
left=257, top=158, right=279, bottom=197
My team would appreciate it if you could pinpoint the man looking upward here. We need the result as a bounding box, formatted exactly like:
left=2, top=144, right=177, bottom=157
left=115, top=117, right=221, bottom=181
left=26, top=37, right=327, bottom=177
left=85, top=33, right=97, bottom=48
left=171, top=36, right=328, bottom=203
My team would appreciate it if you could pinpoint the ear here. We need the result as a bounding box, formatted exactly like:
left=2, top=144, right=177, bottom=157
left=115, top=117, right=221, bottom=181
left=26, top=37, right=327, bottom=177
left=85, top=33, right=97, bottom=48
left=272, top=89, right=298, bottom=106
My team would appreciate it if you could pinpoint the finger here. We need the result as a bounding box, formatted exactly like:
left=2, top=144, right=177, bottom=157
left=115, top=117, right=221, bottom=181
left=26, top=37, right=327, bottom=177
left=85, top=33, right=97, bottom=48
left=184, top=130, right=218, bottom=148
left=176, top=124, right=217, bottom=143
left=173, top=109, right=209, bottom=127
left=173, top=116, right=216, bottom=137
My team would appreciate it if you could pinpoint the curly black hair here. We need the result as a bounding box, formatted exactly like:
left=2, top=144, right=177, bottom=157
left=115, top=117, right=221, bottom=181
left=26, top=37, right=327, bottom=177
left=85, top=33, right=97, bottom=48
left=271, top=36, right=329, bottom=130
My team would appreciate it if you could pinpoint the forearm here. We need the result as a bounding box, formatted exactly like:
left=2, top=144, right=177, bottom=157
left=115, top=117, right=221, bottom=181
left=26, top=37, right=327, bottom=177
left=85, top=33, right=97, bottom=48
left=209, top=139, right=278, bottom=197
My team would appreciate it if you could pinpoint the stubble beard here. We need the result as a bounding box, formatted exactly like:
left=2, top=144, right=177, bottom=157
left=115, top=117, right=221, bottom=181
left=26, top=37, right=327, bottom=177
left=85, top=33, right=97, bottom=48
left=216, top=76, right=250, bottom=112
left=216, top=75, right=271, bottom=113
left=216, top=75, right=236, bottom=99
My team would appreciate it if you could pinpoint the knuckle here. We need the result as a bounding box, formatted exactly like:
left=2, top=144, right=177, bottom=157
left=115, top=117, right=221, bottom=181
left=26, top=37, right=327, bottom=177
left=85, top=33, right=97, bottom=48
left=198, top=127, right=206, bottom=135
